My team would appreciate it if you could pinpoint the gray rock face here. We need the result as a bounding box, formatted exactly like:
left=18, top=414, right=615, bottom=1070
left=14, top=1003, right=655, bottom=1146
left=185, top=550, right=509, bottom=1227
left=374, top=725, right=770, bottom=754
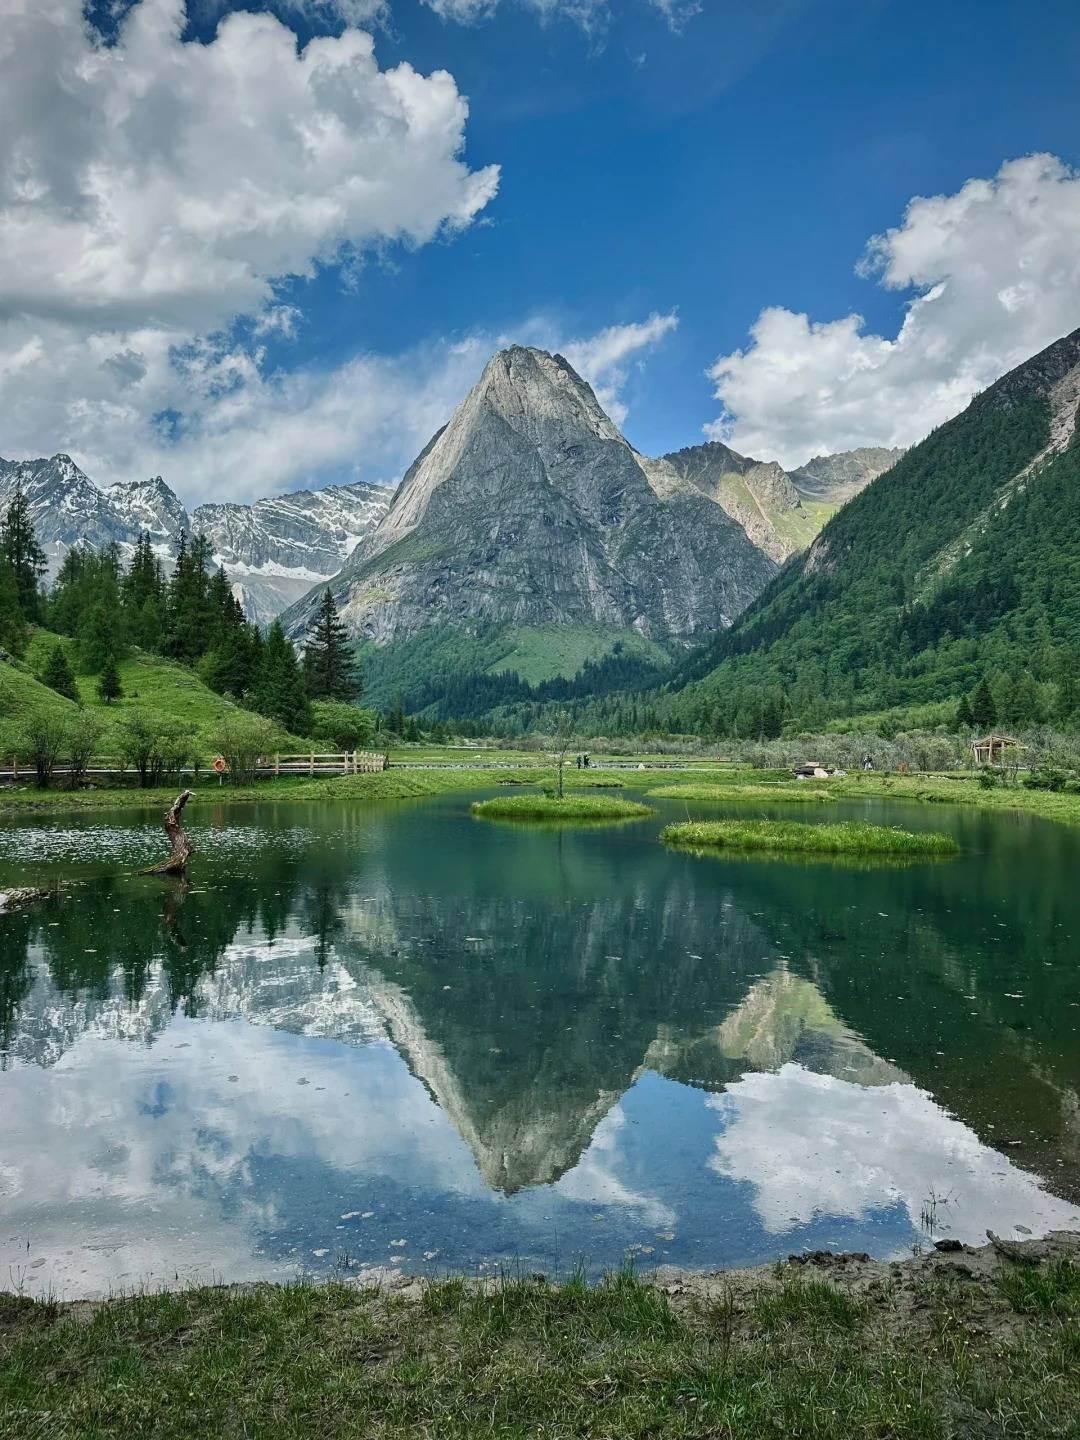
left=662, top=442, right=805, bottom=563
left=0, top=454, right=135, bottom=572
left=283, top=347, right=778, bottom=645
left=790, top=446, right=905, bottom=504
left=662, top=442, right=905, bottom=563
left=193, top=484, right=390, bottom=626
left=0, top=456, right=389, bottom=624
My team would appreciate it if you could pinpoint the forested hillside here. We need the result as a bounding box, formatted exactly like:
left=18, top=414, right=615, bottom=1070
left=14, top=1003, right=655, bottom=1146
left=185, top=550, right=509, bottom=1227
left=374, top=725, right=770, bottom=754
left=649, top=327, right=1080, bottom=736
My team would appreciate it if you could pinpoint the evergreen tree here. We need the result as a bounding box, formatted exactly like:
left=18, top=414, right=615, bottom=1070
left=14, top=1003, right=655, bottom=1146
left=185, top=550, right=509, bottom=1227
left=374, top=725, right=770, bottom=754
left=0, top=557, right=27, bottom=655
left=253, top=621, right=312, bottom=733
left=970, top=676, right=997, bottom=730
left=97, top=653, right=123, bottom=704
left=955, top=693, right=975, bottom=729
left=75, top=551, right=124, bottom=673
left=303, top=589, right=359, bottom=701
left=39, top=641, right=79, bottom=701
left=121, top=535, right=166, bottom=650
left=0, top=484, right=45, bottom=621
left=164, top=533, right=213, bottom=662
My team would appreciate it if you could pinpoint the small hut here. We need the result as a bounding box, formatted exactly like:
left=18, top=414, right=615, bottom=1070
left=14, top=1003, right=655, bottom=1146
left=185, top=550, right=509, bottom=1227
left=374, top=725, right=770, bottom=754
left=971, top=734, right=1020, bottom=766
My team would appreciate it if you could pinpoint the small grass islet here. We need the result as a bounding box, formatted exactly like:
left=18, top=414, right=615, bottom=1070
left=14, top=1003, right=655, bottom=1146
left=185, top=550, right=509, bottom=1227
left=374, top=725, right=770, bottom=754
left=661, top=817, right=959, bottom=857
left=471, top=793, right=653, bottom=822
left=648, top=781, right=835, bottom=803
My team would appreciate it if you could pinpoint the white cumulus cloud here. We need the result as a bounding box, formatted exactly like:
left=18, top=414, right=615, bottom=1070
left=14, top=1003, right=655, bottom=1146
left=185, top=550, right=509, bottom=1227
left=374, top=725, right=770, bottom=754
left=562, top=310, right=678, bottom=424
left=706, top=154, right=1080, bottom=467
left=423, top=0, right=608, bottom=31
left=0, top=0, right=499, bottom=501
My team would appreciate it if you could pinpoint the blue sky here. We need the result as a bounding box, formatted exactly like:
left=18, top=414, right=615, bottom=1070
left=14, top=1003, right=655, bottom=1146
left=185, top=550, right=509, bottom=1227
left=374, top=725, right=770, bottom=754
left=3, top=0, right=1080, bottom=501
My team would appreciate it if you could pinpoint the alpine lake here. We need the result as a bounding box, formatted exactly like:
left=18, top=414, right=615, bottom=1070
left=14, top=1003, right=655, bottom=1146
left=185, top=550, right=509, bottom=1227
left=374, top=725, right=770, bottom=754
left=1, top=784, right=1077, bottom=1299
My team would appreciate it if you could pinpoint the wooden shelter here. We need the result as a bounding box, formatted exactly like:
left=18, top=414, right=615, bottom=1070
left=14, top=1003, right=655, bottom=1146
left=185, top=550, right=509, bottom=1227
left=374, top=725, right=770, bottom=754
left=971, top=734, right=1020, bottom=765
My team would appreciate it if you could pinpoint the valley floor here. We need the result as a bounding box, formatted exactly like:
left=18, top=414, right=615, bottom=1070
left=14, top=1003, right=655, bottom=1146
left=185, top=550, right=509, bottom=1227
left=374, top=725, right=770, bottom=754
left=1, top=1234, right=1076, bottom=1439
left=4, top=757, right=1080, bottom=829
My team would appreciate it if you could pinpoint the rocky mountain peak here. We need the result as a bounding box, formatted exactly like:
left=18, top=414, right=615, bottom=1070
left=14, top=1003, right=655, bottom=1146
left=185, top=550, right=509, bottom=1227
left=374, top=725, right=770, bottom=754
left=284, top=346, right=778, bottom=647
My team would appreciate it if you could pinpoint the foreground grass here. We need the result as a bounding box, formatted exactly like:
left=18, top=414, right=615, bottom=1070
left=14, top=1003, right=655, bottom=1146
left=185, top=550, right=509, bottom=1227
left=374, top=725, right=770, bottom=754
left=648, top=781, right=835, bottom=803
left=1, top=1257, right=1077, bottom=1440
left=471, top=793, right=653, bottom=822
left=661, top=818, right=959, bottom=856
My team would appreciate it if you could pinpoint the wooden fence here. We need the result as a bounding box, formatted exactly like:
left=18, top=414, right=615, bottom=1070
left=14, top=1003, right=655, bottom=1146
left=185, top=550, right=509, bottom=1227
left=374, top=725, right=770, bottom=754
left=0, top=751, right=388, bottom=780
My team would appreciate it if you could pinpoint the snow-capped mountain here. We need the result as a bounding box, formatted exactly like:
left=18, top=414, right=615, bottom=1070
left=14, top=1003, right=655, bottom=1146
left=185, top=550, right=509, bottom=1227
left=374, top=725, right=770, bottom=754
left=0, top=455, right=390, bottom=624
left=193, top=484, right=390, bottom=625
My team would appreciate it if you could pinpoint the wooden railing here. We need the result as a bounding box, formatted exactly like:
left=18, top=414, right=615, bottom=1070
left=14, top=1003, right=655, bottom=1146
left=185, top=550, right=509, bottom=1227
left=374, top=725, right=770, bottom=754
left=0, top=751, right=388, bottom=780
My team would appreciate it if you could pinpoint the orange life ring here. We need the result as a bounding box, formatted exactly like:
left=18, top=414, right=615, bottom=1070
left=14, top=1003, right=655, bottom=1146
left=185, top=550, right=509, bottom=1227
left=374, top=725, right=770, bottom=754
left=212, top=756, right=228, bottom=774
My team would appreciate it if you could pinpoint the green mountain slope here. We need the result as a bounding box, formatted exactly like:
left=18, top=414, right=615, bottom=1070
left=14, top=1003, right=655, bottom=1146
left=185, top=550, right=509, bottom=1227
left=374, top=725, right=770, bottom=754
left=2, top=632, right=302, bottom=760
left=661, top=326, right=1080, bottom=729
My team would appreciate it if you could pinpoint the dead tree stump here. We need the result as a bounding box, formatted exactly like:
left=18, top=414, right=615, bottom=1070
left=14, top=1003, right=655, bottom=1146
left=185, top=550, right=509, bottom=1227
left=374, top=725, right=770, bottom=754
left=144, top=790, right=195, bottom=876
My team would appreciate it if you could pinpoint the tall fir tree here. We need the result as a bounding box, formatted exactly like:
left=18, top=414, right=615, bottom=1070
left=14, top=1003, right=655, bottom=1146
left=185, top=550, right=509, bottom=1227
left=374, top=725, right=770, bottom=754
left=254, top=621, right=312, bottom=733
left=164, top=533, right=213, bottom=662
left=970, top=676, right=998, bottom=730
left=0, top=484, right=45, bottom=621
left=303, top=589, right=359, bottom=701
left=0, top=556, right=27, bottom=654
left=121, top=535, right=167, bottom=650
left=75, top=548, right=125, bottom=673
left=39, top=641, right=79, bottom=701
left=97, top=653, right=123, bottom=704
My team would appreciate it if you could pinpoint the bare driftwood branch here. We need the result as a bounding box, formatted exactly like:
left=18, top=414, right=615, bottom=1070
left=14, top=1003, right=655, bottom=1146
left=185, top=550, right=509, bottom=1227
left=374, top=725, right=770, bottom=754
left=143, top=790, right=195, bottom=876
left=985, top=1230, right=1039, bottom=1265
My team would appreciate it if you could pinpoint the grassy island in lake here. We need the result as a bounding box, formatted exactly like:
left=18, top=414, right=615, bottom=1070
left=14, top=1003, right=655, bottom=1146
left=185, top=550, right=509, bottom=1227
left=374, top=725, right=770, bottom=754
left=648, top=782, right=835, bottom=803
left=661, top=818, right=959, bottom=856
left=471, top=793, right=653, bottom=822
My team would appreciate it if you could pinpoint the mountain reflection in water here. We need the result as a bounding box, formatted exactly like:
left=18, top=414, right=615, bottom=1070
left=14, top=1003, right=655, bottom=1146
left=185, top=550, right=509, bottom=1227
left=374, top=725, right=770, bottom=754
left=0, top=792, right=1077, bottom=1298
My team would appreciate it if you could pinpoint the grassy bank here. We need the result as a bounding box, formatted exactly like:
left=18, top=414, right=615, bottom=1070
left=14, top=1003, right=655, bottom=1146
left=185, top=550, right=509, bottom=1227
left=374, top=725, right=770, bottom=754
left=648, top=781, right=834, bottom=803
left=821, top=771, right=1080, bottom=825
left=661, top=818, right=959, bottom=856
left=471, top=793, right=653, bottom=822
left=1, top=1240, right=1077, bottom=1439
left=0, top=767, right=670, bottom=819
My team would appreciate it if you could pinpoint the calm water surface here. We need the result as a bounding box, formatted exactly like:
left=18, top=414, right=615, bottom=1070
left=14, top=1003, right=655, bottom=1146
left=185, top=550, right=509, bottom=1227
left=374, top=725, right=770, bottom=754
left=1, top=788, right=1077, bottom=1297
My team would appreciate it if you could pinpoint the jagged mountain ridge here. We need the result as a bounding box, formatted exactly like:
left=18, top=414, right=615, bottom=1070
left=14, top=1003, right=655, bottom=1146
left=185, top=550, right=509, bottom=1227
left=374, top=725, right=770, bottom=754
left=664, top=325, right=1080, bottom=718
left=661, top=441, right=903, bottom=563
left=282, top=347, right=780, bottom=650
left=0, top=456, right=390, bottom=625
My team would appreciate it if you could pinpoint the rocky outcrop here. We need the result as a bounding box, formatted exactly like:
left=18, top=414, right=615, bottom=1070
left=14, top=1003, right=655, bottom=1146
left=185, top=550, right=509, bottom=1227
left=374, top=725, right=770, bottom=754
left=283, top=347, right=778, bottom=646
left=790, top=446, right=905, bottom=504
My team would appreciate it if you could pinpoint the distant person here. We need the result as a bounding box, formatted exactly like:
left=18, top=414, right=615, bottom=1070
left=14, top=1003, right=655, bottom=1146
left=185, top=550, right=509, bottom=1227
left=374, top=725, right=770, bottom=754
left=584, top=754, right=590, bottom=768
left=863, top=754, right=874, bottom=771
left=575, top=754, right=582, bottom=770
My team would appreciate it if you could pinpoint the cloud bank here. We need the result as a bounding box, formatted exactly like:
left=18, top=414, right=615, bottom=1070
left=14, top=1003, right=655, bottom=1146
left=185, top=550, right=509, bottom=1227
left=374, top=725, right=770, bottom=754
left=0, top=0, right=498, bottom=499
left=708, top=154, right=1080, bottom=467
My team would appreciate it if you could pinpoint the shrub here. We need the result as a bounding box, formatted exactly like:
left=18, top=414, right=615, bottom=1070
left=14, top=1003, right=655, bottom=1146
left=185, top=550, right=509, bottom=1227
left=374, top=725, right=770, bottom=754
left=117, top=714, right=193, bottom=788
left=213, top=713, right=282, bottom=784
left=17, top=710, right=69, bottom=789
left=65, top=710, right=105, bottom=789
left=310, top=700, right=378, bottom=751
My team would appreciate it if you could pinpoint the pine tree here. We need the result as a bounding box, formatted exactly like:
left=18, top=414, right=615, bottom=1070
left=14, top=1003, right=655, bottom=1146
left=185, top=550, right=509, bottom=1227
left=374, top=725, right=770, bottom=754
left=164, top=533, right=213, bottom=662
left=0, top=557, right=27, bottom=655
left=121, top=535, right=166, bottom=650
left=39, top=641, right=79, bottom=701
left=254, top=621, right=312, bottom=733
left=75, top=551, right=125, bottom=673
left=303, top=589, right=359, bottom=701
left=955, top=693, right=974, bottom=729
left=97, top=654, right=122, bottom=704
left=0, top=484, right=45, bottom=621
left=970, top=676, right=997, bottom=730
